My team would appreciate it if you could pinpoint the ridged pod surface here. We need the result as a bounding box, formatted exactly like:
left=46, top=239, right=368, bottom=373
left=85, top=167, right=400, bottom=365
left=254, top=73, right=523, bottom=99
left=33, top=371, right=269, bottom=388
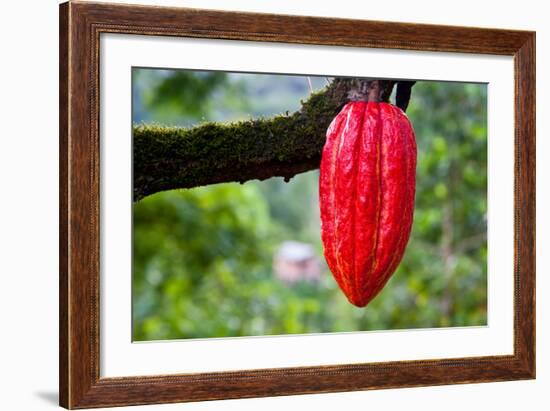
left=319, top=101, right=417, bottom=307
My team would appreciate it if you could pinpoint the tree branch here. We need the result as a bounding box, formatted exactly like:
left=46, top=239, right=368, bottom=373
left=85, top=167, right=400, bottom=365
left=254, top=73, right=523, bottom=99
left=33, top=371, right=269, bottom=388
left=134, top=78, right=396, bottom=201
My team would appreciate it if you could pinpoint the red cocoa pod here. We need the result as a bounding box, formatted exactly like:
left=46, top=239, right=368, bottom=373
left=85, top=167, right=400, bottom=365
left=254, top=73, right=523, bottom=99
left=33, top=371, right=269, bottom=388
left=319, top=101, right=417, bottom=307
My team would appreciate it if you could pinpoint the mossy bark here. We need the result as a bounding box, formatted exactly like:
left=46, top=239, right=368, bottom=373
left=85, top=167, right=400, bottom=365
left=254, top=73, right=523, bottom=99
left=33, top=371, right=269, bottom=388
left=133, top=78, right=396, bottom=201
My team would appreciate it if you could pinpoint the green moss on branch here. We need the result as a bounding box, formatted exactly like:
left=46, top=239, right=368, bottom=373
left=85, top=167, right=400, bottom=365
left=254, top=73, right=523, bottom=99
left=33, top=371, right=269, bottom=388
left=133, top=79, right=395, bottom=201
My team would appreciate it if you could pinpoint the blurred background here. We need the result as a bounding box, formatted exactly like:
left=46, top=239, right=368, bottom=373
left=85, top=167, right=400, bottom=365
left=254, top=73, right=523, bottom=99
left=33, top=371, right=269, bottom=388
left=132, top=68, right=488, bottom=341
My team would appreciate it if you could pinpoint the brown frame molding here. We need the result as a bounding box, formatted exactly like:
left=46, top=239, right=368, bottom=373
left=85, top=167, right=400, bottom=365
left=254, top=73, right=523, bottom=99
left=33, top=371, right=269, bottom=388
left=59, top=1, right=536, bottom=408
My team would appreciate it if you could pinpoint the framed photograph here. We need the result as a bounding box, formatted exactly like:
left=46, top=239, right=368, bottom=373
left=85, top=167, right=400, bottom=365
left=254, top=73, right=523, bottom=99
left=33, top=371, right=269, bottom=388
left=59, top=1, right=535, bottom=409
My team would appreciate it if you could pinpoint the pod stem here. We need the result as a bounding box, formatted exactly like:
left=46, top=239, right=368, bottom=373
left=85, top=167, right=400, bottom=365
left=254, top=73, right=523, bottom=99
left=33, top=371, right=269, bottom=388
left=345, top=79, right=416, bottom=111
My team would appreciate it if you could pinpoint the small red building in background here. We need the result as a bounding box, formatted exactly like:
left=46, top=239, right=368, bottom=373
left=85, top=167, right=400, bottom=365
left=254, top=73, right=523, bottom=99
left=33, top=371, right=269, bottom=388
left=273, top=241, right=321, bottom=284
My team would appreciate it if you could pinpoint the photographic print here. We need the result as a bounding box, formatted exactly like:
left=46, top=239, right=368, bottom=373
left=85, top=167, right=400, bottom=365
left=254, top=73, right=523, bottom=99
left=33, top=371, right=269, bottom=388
left=132, top=69, right=488, bottom=341
left=60, top=3, right=535, bottom=407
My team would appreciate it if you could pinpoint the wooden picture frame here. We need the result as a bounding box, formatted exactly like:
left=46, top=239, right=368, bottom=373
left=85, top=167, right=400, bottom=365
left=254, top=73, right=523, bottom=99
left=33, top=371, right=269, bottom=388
left=59, top=1, right=535, bottom=408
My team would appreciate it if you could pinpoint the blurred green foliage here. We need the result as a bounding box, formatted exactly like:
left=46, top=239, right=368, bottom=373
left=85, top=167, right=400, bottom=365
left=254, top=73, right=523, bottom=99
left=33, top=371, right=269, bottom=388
left=132, top=69, right=487, bottom=341
left=133, top=69, right=250, bottom=127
